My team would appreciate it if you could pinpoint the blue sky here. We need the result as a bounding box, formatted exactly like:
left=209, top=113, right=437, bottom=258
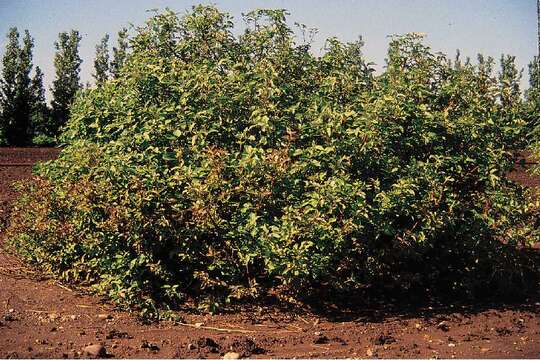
left=0, top=0, right=537, bottom=100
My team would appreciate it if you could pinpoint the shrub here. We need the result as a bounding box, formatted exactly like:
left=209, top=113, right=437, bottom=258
left=7, top=6, right=540, bottom=316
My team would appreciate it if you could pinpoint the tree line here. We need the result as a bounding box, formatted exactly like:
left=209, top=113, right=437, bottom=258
left=0, top=27, right=129, bottom=146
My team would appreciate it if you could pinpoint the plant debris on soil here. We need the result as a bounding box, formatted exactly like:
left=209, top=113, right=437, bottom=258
left=1, top=148, right=540, bottom=358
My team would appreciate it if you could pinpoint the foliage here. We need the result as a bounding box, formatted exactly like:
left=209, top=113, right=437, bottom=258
left=530, top=58, right=540, bottom=175
left=0, top=28, right=54, bottom=146
left=528, top=57, right=540, bottom=102
left=496, top=55, right=528, bottom=148
left=110, top=28, right=129, bottom=79
left=0, top=28, right=35, bottom=145
left=498, top=55, right=522, bottom=108
left=93, top=34, right=110, bottom=85
left=29, top=66, right=52, bottom=141
left=0, top=28, right=18, bottom=145
left=8, top=6, right=540, bottom=317
left=50, top=30, right=82, bottom=137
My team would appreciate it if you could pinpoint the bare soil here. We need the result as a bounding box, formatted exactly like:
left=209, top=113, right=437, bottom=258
left=1, top=148, right=539, bottom=359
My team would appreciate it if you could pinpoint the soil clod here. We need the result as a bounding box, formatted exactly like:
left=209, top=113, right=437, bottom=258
left=223, top=352, right=241, bottom=359
left=82, top=344, right=106, bottom=358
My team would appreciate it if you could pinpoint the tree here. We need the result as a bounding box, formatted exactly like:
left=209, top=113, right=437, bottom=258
left=50, top=30, right=82, bottom=135
left=110, top=28, right=128, bottom=78
left=30, top=66, right=51, bottom=140
left=0, top=28, right=34, bottom=145
left=93, top=34, right=110, bottom=84
left=11, top=30, right=34, bottom=145
left=0, top=28, right=19, bottom=145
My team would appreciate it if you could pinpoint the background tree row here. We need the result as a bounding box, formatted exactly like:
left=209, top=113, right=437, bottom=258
left=0, top=27, right=129, bottom=146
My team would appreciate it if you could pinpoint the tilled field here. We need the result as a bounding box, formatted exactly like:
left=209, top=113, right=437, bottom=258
left=0, top=148, right=539, bottom=358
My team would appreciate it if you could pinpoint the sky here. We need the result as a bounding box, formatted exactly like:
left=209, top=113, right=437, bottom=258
left=0, top=0, right=538, bottom=101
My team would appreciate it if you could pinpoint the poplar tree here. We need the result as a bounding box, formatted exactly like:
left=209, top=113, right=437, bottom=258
left=30, top=66, right=50, bottom=140
left=0, top=28, right=34, bottom=145
left=537, top=0, right=539, bottom=63
left=0, top=28, right=19, bottom=144
left=110, top=28, right=128, bottom=78
left=93, top=34, right=110, bottom=84
left=50, top=30, right=82, bottom=135
left=12, top=30, right=34, bottom=145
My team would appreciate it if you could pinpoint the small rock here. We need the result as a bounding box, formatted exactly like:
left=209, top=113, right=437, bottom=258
left=106, top=329, right=129, bottom=339
left=70, top=315, right=78, bottom=321
left=3, top=313, right=16, bottom=322
left=82, top=344, right=106, bottom=358
left=223, top=352, right=241, bottom=359
left=187, top=343, right=195, bottom=350
left=97, top=314, right=112, bottom=320
left=140, top=340, right=159, bottom=351
left=194, top=322, right=204, bottom=328
left=374, top=334, right=395, bottom=345
left=415, top=323, right=422, bottom=329
left=50, top=327, right=57, bottom=332
left=49, top=313, right=60, bottom=321
left=480, top=347, right=490, bottom=353
left=366, top=348, right=374, bottom=357
left=437, top=321, right=450, bottom=332
left=448, top=343, right=456, bottom=347
left=197, top=337, right=220, bottom=353
left=314, top=335, right=329, bottom=344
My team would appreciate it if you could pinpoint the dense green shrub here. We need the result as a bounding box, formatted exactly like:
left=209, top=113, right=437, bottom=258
left=7, top=6, right=540, bottom=316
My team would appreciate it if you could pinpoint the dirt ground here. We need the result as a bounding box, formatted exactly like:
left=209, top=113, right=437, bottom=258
left=1, top=148, right=539, bottom=359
